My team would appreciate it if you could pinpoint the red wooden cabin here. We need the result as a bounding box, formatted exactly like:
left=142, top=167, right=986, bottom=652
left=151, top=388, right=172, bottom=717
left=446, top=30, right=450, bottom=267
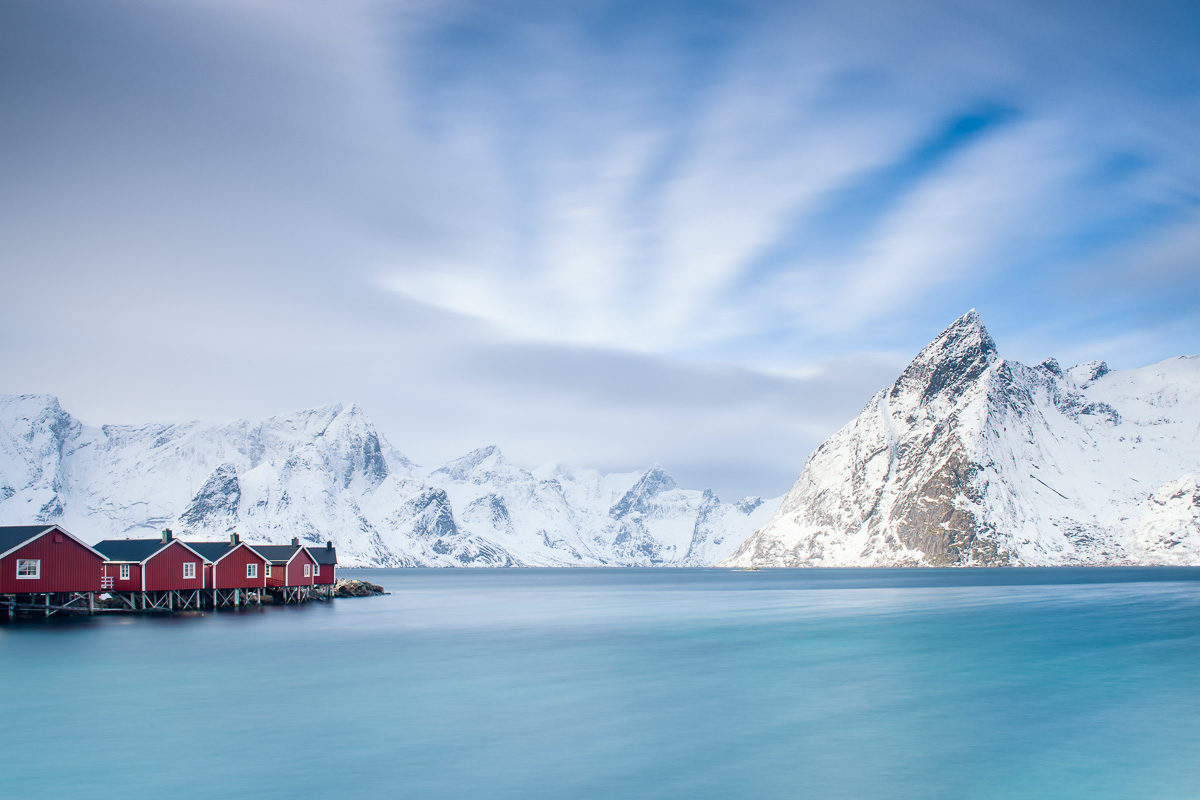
left=0, top=525, right=105, bottom=594
left=94, top=531, right=209, bottom=610
left=308, top=541, right=337, bottom=591
left=255, top=539, right=318, bottom=602
left=186, top=534, right=269, bottom=591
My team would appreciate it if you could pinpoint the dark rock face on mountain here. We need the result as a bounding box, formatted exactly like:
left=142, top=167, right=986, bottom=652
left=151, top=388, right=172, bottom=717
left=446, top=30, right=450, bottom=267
left=722, top=311, right=1200, bottom=567
left=180, top=464, right=241, bottom=528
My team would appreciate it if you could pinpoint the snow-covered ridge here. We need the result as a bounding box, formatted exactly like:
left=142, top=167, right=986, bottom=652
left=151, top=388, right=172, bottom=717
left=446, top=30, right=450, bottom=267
left=0, top=395, right=778, bottom=567
left=721, top=311, right=1200, bottom=567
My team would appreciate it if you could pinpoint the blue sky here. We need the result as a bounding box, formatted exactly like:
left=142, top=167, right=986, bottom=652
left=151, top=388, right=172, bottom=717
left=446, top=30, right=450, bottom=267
left=1, top=0, right=1198, bottom=498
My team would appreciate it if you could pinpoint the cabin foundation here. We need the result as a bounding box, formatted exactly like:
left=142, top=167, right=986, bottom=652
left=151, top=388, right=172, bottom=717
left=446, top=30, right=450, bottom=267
left=209, top=588, right=263, bottom=609
left=0, top=591, right=98, bottom=619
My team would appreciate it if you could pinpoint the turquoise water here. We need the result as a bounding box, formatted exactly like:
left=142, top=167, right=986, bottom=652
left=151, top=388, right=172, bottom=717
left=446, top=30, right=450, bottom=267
left=2, top=567, right=1199, bottom=799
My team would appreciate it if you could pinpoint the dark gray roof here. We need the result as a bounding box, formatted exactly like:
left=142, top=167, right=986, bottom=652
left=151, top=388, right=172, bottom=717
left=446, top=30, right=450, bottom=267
left=308, top=545, right=337, bottom=566
left=253, top=544, right=304, bottom=563
left=184, top=541, right=245, bottom=563
left=93, top=539, right=172, bottom=563
left=0, top=525, right=56, bottom=555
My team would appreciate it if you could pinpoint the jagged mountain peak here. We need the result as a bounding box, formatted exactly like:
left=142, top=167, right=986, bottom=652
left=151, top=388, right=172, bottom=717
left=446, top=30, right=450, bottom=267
left=890, top=309, right=998, bottom=407
left=0, top=395, right=75, bottom=440
left=624, top=463, right=678, bottom=498
left=259, top=402, right=348, bottom=434
left=642, top=463, right=677, bottom=488
left=609, top=463, right=679, bottom=519
left=1066, top=360, right=1110, bottom=385
left=431, top=444, right=515, bottom=483
left=921, top=309, right=995, bottom=358
left=319, top=402, right=376, bottom=433
left=0, top=393, right=65, bottom=414
left=1038, top=357, right=1064, bottom=376
left=735, top=496, right=763, bottom=514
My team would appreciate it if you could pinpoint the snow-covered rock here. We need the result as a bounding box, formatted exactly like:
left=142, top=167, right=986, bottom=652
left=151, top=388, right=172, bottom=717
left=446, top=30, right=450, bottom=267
left=0, top=396, right=778, bottom=567
left=721, top=310, right=1200, bottom=567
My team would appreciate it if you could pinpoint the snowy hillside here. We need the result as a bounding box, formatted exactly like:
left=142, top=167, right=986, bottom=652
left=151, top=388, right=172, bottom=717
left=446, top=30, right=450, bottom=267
left=721, top=311, right=1200, bottom=567
left=0, top=396, right=777, bottom=567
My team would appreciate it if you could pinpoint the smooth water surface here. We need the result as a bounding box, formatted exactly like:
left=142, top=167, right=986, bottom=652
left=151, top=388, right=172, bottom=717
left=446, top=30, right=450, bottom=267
left=2, top=568, right=1199, bottom=799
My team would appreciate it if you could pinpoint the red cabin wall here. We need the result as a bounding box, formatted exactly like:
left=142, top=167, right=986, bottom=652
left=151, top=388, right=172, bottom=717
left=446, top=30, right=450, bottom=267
left=143, top=541, right=206, bottom=592
left=0, top=531, right=103, bottom=593
left=102, top=562, right=143, bottom=592
left=212, top=546, right=267, bottom=589
left=312, top=561, right=335, bottom=585
left=266, top=562, right=285, bottom=588
left=286, top=552, right=316, bottom=587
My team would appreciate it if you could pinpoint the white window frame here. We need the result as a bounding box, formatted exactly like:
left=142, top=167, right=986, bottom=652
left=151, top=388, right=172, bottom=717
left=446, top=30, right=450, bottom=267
left=247, top=563, right=258, bottom=579
left=16, top=559, right=40, bottom=579
left=314, top=564, right=321, bottom=577
left=183, top=562, right=196, bottom=579
left=303, top=563, right=311, bottom=578
left=120, top=564, right=131, bottom=580
left=264, top=564, right=272, bottom=578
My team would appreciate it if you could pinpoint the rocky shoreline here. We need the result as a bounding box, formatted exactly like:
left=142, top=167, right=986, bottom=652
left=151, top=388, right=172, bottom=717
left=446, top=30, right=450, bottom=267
left=333, top=578, right=388, bottom=597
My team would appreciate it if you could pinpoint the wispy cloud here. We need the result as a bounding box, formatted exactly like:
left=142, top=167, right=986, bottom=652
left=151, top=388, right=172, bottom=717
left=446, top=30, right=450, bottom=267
left=377, top=0, right=1200, bottom=364
left=1, top=0, right=1198, bottom=496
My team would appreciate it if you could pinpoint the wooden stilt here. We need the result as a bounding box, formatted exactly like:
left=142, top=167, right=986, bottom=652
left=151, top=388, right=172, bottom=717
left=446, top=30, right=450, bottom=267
left=88, top=592, right=95, bottom=615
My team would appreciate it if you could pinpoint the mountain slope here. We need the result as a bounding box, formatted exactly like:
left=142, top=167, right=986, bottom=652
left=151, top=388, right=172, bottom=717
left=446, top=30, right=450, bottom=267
left=721, top=311, right=1200, bottom=567
left=0, top=395, right=777, bottom=567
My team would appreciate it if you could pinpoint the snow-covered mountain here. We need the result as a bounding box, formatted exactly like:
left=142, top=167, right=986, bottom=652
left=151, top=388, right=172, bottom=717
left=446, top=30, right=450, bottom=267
left=0, top=395, right=777, bottom=567
left=721, top=311, right=1200, bottom=567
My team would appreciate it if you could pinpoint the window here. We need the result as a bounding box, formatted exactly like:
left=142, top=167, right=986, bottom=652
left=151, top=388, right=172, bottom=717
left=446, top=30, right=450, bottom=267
left=183, top=562, right=196, bottom=579
left=303, top=563, right=311, bottom=578
left=264, top=564, right=272, bottom=578
left=314, top=565, right=321, bottom=577
left=120, top=564, right=131, bottom=580
left=16, top=559, right=40, bottom=579
left=247, top=563, right=258, bottom=579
